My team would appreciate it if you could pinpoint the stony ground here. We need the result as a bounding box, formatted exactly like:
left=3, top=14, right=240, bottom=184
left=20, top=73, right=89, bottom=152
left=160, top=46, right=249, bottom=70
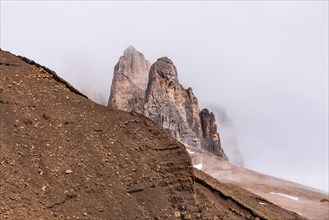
left=0, top=50, right=306, bottom=219
left=189, top=146, right=329, bottom=220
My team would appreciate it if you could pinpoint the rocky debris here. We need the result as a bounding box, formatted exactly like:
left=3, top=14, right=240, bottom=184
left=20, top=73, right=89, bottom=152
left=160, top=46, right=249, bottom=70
left=17, top=55, right=88, bottom=99
left=65, top=169, right=73, bottom=174
left=174, top=210, right=181, bottom=218
left=193, top=168, right=307, bottom=220
left=108, top=48, right=227, bottom=158
left=0, top=50, right=305, bottom=219
left=108, top=46, right=150, bottom=113
left=0, top=50, right=193, bottom=219
left=189, top=146, right=329, bottom=220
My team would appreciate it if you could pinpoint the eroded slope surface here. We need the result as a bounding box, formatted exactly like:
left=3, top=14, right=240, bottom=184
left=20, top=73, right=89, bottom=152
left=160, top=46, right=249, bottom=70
left=0, top=50, right=195, bottom=219
left=0, top=50, right=305, bottom=219
left=189, top=147, right=329, bottom=220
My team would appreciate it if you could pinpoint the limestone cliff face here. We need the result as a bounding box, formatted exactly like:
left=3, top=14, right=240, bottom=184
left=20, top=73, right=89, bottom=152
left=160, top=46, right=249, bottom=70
left=108, top=46, right=150, bottom=113
left=108, top=47, right=227, bottom=159
left=200, top=109, right=227, bottom=159
left=143, top=57, right=202, bottom=148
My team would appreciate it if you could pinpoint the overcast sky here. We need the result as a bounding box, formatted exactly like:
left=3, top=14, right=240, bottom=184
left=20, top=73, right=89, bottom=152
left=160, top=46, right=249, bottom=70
left=1, top=1, right=328, bottom=192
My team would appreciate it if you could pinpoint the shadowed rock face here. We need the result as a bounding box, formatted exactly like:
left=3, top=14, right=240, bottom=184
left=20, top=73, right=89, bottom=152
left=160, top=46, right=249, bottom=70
left=108, top=48, right=227, bottom=158
left=108, top=46, right=150, bottom=113
left=200, top=109, right=227, bottom=159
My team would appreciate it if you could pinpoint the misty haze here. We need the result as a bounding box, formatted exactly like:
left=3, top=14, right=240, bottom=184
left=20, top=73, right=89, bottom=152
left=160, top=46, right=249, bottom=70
left=0, top=1, right=328, bottom=219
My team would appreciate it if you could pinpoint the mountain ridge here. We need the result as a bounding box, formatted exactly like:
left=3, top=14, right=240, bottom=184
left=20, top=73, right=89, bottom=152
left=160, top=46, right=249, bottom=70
left=108, top=46, right=232, bottom=159
left=0, top=49, right=305, bottom=219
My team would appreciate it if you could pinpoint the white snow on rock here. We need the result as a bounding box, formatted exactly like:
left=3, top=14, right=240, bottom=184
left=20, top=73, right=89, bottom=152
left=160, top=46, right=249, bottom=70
left=259, top=202, right=268, bottom=206
left=187, top=149, right=195, bottom=154
left=270, top=192, right=299, bottom=201
left=193, top=164, right=203, bottom=170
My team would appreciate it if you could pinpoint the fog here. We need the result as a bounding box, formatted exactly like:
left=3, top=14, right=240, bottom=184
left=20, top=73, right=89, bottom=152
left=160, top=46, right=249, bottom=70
left=1, top=1, right=328, bottom=192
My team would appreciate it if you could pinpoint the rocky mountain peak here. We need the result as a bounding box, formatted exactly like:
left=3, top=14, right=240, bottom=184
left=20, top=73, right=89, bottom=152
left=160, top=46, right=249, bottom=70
left=108, top=47, right=227, bottom=158
left=123, top=45, right=140, bottom=57
left=0, top=49, right=315, bottom=220
left=108, top=46, right=150, bottom=113
left=149, top=57, right=178, bottom=85
left=144, top=58, right=202, bottom=148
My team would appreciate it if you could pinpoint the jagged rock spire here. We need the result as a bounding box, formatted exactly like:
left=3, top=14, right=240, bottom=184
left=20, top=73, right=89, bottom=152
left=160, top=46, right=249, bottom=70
left=108, top=46, right=150, bottom=113
left=143, top=57, right=203, bottom=148
left=200, top=109, right=227, bottom=159
left=108, top=47, right=227, bottom=158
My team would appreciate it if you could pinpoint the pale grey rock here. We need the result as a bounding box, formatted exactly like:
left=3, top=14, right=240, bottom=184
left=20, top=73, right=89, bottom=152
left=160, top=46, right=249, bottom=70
left=108, top=46, right=150, bottom=113
left=108, top=47, right=227, bottom=159
left=143, top=57, right=202, bottom=148
left=143, top=57, right=226, bottom=158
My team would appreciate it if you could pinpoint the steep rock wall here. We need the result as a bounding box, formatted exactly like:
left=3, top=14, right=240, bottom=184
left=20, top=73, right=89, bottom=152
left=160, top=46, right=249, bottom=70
left=108, top=46, right=150, bottom=113
left=143, top=57, right=202, bottom=148
left=108, top=47, right=227, bottom=159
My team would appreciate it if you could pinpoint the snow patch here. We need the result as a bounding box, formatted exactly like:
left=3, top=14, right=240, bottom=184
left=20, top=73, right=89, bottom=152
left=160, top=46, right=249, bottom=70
left=193, top=164, right=203, bottom=170
left=187, top=149, right=195, bottom=154
left=258, top=202, right=267, bottom=206
left=269, top=192, right=299, bottom=201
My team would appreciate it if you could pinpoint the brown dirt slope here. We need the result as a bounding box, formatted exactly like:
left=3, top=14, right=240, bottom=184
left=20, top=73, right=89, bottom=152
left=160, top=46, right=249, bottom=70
left=189, top=146, right=329, bottom=219
left=194, top=169, right=306, bottom=220
left=0, top=50, right=305, bottom=219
